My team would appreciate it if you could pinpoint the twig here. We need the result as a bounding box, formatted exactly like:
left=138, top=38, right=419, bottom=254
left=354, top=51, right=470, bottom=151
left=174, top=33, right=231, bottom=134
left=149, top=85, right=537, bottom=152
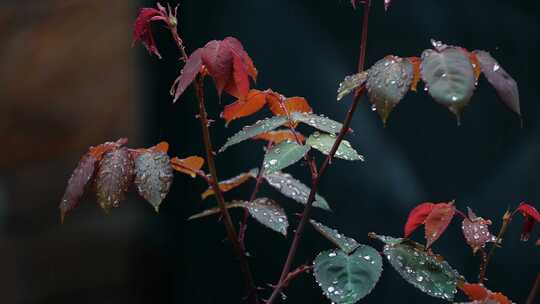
left=484, top=209, right=513, bottom=279
left=526, top=273, right=540, bottom=304
left=168, top=22, right=259, bottom=304
left=265, top=1, right=372, bottom=303
left=477, top=248, right=488, bottom=283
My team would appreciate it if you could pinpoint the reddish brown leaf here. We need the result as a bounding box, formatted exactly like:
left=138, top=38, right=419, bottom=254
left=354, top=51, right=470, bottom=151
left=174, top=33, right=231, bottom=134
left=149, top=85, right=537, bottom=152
left=223, top=36, right=257, bottom=80
left=59, top=153, right=98, bottom=222
left=170, top=156, right=205, bottom=178
left=515, top=202, right=540, bottom=241
left=425, top=202, right=456, bottom=247
left=201, top=40, right=233, bottom=96
left=88, top=138, right=128, bottom=160
left=267, top=96, right=313, bottom=116
left=254, top=130, right=305, bottom=144
left=469, top=52, right=482, bottom=82
left=461, top=207, right=496, bottom=252
left=201, top=172, right=254, bottom=200
left=134, top=150, right=174, bottom=212
left=95, top=147, right=135, bottom=213
left=171, top=49, right=203, bottom=103
left=132, top=7, right=165, bottom=58
left=404, top=202, right=435, bottom=237
left=221, top=89, right=267, bottom=123
left=461, top=283, right=489, bottom=301
left=407, top=57, right=421, bottom=92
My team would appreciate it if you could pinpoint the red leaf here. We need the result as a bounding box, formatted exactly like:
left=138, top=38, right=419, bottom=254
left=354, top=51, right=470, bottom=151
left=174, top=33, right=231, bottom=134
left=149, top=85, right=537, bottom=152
left=221, top=89, right=267, bottom=124
left=59, top=153, right=98, bottom=223
left=425, top=202, right=456, bottom=247
left=267, top=96, right=313, bottom=116
left=95, top=147, right=135, bottom=213
left=404, top=202, right=435, bottom=237
left=515, top=202, right=540, bottom=241
left=201, top=40, right=233, bottom=96
left=223, top=37, right=257, bottom=80
left=461, top=207, right=496, bottom=252
left=461, top=283, right=489, bottom=301
left=171, top=49, right=203, bottom=102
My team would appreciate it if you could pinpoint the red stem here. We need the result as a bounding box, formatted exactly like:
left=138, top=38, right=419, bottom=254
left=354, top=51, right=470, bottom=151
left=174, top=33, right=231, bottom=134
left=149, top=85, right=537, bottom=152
left=526, top=273, right=540, bottom=304
left=266, top=1, right=372, bottom=303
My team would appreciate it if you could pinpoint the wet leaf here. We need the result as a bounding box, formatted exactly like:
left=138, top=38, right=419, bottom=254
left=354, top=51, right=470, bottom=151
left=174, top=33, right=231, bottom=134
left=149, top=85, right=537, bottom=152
left=201, top=172, right=254, bottom=199
left=404, top=202, right=435, bottom=237
left=95, top=147, right=135, bottom=213
left=313, top=246, right=382, bottom=303
left=460, top=283, right=514, bottom=304
left=310, top=219, right=360, bottom=254
left=188, top=201, right=244, bottom=220
left=515, top=202, right=540, bottom=241
left=254, top=129, right=305, bottom=144
left=171, top=49, right=203, bottom=102
left=263, top=171, right=331, bottom=210
left=267, top=96, right=313, bottom=116
left=306, top=131, right=363, bottom=161
left=366, top=55, right=414, bottom=124
left=170, top=156, right=205, bottom=178
left=425, top=202, right=456, bottom=248
left=221, top=89, right=267, bottom=124
left=219, top=115, right=288, bottom=152
left=262, top=140, right=310, bottom=173
left=421, top=42, right=476, bottom=121
left=291, top=112, right=344, bottom=134
left=246, top=197, right=288, bottom=236
left=59, top=153, right=98, bottom=222
left=337, top=71, right=367, bottom=101
left=461, top=207, right=496, bottom=252
left=474, top=50, right=520, bottom=117
left=383, top=238, right=461, bottom=301
left=134, top=151, right=174, bottom=212
left=88, top=138, right=128, bottom=160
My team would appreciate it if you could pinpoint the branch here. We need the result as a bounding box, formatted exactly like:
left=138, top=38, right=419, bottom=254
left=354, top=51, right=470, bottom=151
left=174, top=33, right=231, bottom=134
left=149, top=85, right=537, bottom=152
left=265, top=1, right=372, bottom=303
left=526, top=273, right=540, bottom=304
left=483, top=209, right=513, bottom=279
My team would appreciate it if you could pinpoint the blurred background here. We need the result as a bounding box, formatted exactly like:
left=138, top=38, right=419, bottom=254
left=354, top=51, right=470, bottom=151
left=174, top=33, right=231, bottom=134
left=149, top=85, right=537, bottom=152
left=0, top=0, right=539, bottom=303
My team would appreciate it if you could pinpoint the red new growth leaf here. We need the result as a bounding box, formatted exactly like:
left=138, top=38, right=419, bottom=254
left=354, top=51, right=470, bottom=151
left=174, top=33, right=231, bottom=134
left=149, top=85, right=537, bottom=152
left=460, top=283, right=513, bottom=304
left=199, top=37, right=257, bottom=98
left=221, top=89, right=267, bottom=124
left=133, top=3, right=176, bottom=59
left=171, top=49, right=203, bottom=103
left=201, top=172, right=254, bottom=199
left=95, top=147, right=135, bottom=213
left=404, top=202, right=435, bottom=237
left=407, top=57, right=421, bottom=92
left=267, top=96, right=313, bottom=117
left=515, top=202, right=540, bottom=241
left=255, top=130, right=305, bottom=144
left=461, top=207, right=496, bottom=253
left=425, top=202, right=456, bottom=247
left=469, top=52, right=482, bottom=82
left=171, top=156, right=205, bottom=178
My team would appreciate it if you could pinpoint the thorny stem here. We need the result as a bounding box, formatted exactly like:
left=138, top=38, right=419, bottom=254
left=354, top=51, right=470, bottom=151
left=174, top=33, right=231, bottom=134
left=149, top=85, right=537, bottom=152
left=168, top=23, right=259, bottom=304
left=526, top=273, right=540, bottom=304
left=266, top=1, right=372, bottom=303
left=483, top=209, right=512, bottom=279
left=477, top=248, right=488, bottom=283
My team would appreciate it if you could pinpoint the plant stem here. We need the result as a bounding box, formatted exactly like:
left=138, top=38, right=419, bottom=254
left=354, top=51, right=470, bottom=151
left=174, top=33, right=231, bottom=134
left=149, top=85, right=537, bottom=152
left=483, top=209, right=512, bottom=279
left=169, top=24, right=259, bottom=304
left=477, top=248, right=488, bottom=283
left=266, top=1, right=372, bottom=302
left=526, top=273, right=540, bottom=304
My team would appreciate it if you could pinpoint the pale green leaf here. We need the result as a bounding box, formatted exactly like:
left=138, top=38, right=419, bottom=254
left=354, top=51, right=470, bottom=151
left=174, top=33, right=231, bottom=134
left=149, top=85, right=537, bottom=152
left=263, top=171, right=331, bottom=210
left=246, top=197, right=288, bottom=236
left=313, top=246, right=382, bottom=303
left=219, top=116, right=288, bottom=152
left=291, top=112, right=343, bottom=134
left=337, top=72, right=368, bottom=101
left=310, top=219, right=359, bottom=254
left=262, top=140, right=310, bottom=173
left=306, top=132, right=363, bottom=161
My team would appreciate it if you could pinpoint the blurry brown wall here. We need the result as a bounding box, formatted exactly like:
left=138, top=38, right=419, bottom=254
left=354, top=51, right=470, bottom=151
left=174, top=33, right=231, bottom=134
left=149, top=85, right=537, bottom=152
left=0, top=1, right=142, bottom=303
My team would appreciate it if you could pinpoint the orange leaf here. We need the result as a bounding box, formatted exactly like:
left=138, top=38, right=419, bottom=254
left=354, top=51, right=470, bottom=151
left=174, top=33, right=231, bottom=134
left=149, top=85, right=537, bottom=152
left=171, top=156, right=205, bottom=178
left=255, top=130, right=305, bottom=144
left=201, top=172, right=253, bottom=199
left=221, top=89, right=267, bottom=123
left=267, top=96, right=313, bottom=116
left=407, top=57, right=421, bottom=92
left=88, top=138, right=128, bottom=160
left=488, top=293, right=512, bottom=304
left=152, top=141, right=169, bottom=153
left=461, top=283, right=489, bottom=301
left=469, top=52, right=482, bottom=82
left=425, top=202, right=456, bottom=247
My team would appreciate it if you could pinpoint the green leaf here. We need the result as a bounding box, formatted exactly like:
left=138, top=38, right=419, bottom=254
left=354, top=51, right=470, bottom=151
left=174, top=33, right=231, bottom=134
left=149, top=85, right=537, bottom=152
left=313, top=246, right=382, bottom=303
left=262, top=140, right=310, bottom=173
left=246, top=197, right=288, bottom=236
left=382, top=238, right=461, bottom=301
left=306, top=132, right=363, bottom=161
left=421, top=40, right=476, bottom=122
left=134, top=151, right=174, bottom=212
left=187, top=201, right=244, bottom=220
left=368, top=233, right=404, bottom=246
left=366, top=55, right=414, bottom=124
left=474, top=50, right=521, bottom=117
left=337, top=71, right=368, bottom=101
left=310, top=219, right=359, bottom=254
left=219, top=116, right=288, bottom=152
left=291, top=112, right=343, bottom=134
left=263, top=171, right=331, bottom=210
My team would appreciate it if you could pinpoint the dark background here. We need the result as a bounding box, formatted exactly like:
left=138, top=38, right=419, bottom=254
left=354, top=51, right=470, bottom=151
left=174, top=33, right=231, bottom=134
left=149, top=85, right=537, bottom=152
left=1, top=0, right=539, bottom=303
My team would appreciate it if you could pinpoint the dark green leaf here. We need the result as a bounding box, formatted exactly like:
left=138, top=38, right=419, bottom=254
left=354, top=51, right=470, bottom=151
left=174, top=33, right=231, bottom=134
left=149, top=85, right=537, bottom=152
left=306, top=132, right=363, bottom=161
left=246, top=198, right=288, bottom=236
left=313, top=246, right=382, bottom=303
left=219, top=116, right=288, bottom=152
left=262, top=140, right=310, bottom=173
left=337, top=72, right=368, bottom=101
left=263, top=171, right=331, bottom=210
left=291, top=112, right=343, bottom=134
left=310, top=219, right=359, bottom=254
left=134, top=151, right=174, bottom=212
